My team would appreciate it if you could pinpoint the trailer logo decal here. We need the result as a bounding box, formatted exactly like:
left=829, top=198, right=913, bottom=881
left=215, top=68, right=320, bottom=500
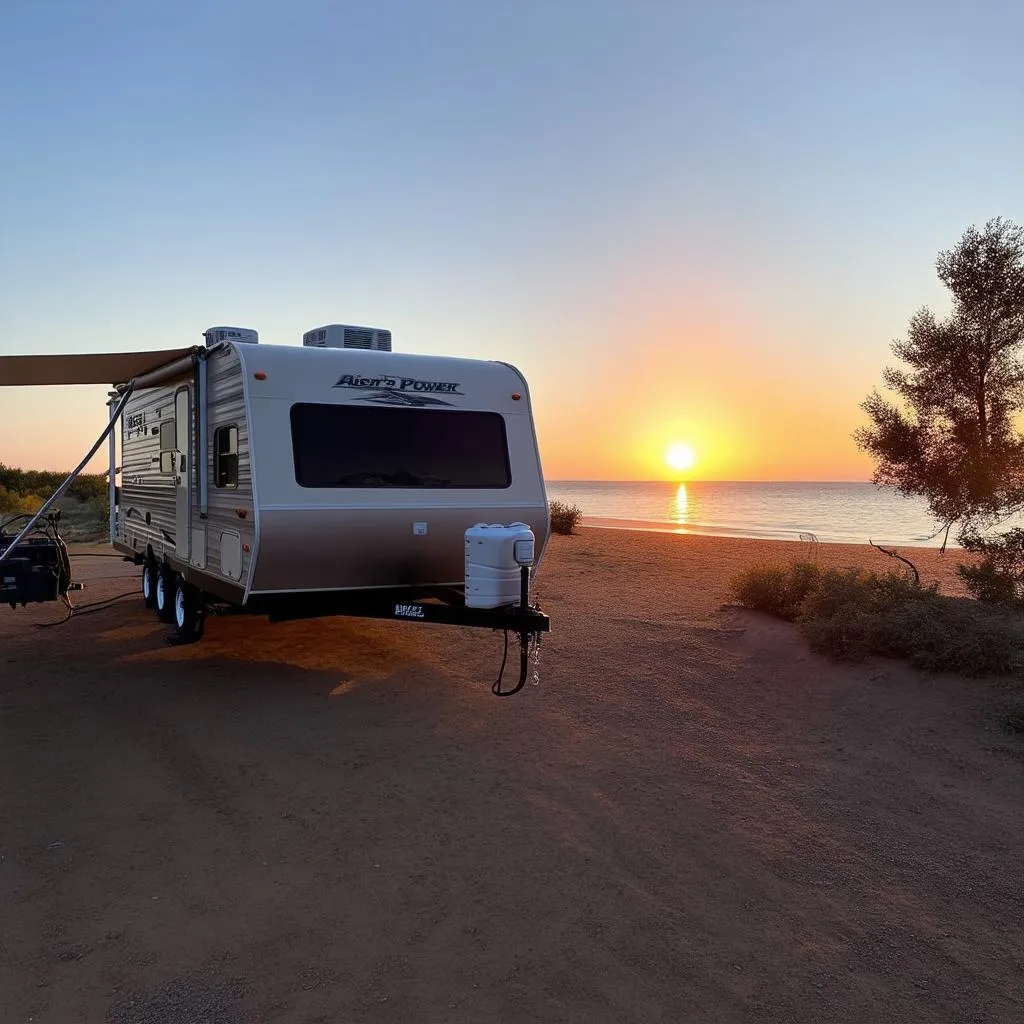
left=333, top=374, right=462, bottom=407
left=125, top=411, right=147, bottom=438
left=394, top=603, right=425, bottom=619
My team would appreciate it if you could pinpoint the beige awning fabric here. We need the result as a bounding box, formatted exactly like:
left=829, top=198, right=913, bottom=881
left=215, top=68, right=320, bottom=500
left=0, top=347, right=199, bottom=387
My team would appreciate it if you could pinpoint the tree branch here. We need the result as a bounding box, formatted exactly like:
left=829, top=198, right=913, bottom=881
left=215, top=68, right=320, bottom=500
left=869, top=540, right=921, bottom=585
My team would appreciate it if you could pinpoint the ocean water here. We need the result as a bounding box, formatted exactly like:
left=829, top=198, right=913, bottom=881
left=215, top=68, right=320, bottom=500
left=544, top=481, right=948, bottom=547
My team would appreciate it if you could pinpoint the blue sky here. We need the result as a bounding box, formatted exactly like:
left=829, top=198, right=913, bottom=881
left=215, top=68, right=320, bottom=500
left=1, top=0, right=1021, bottom=478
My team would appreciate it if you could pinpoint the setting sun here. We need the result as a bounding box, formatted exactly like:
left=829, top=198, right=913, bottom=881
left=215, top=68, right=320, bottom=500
left=666, top=442, right=697, bottom=473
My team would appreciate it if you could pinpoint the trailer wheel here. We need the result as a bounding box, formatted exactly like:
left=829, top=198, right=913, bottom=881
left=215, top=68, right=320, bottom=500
left=173, top=579, right=205, bottom=643
left=155, top=565, right=175, bottom=623
left=142, top=560, right=158, bottom=610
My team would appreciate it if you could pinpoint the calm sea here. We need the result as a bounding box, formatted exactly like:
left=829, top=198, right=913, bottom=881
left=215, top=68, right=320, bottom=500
left=544, top=481, right=948, bottom=547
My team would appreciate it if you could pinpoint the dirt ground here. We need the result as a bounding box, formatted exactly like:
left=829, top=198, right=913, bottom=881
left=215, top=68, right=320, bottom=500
left=1, top=530, right=1021, bottom=1023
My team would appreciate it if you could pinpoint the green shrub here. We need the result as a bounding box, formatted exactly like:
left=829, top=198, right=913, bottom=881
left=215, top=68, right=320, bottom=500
left=732, top=560, right=1024, bottom=677
left=957, top=528, right=1024, bottom=603
left=731, top=562, right=822, bottom=621
left=801, top=606, right=877, bottom=662
left=550, top=501, right=583, bottom=536
left=800, top=567, right=936, bottom=620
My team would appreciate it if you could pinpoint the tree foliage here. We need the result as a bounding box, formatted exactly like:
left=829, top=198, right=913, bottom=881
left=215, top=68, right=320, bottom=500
left=855, top=218, right=1024, bottom=545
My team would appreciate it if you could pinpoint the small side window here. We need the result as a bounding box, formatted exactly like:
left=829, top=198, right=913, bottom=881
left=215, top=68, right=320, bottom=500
left=159, top=421, right=176, bottom=474
left=215, top=425, right=239, bottom=489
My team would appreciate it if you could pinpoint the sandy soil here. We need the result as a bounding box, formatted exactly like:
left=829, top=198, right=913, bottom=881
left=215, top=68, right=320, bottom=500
left=1, top=530, right=1021, bottom=1023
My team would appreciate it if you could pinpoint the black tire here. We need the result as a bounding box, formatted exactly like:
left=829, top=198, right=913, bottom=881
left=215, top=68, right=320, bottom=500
left=142, top=560, right=158, bottom=610
left=173, top=578, right=206, bottom=643
left=155, top=565, right=176, bottom=623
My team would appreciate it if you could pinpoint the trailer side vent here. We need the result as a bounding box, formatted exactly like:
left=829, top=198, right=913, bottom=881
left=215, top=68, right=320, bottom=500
left=301, top=325, right=392, bottom=351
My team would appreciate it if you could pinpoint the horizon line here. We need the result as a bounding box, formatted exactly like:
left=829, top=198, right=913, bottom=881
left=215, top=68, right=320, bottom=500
left=545, top=479, right=879, bottom=485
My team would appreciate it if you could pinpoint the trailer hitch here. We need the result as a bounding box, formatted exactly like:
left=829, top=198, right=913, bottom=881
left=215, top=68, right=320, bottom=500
left=490, top=628, right=540, bottom=698
left=490, top=567, right=544, bottom=697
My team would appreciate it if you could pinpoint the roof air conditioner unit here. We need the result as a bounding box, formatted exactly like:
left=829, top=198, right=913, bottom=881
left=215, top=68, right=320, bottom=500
left=302, top=324, right=392, bottom=351
left=204, top=326, right=259, bottom=346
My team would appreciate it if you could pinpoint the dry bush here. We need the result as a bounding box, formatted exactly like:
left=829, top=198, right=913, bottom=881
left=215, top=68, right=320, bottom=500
left=549, top=501, right=583, bottom=536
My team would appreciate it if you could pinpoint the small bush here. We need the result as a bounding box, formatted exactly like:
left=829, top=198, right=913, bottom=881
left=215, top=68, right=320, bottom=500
left=732, top=560, right=1024, bottom=677
left=958, top=558, right=1018, bottom=603
left=731, top=562, right=822, bottom=621
left=957, top=528, right=1024, bottom=603
left=550, top=501, right=583, bottom=535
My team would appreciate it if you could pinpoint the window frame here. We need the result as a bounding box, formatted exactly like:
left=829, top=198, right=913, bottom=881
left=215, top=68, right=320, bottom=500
left=214, top=424, right=239, bottom=490
left=158, top=420, right=176, bottom=475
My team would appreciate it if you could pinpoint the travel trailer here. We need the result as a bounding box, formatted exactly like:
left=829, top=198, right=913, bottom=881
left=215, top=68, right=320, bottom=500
left=0, top=325, right=551, bottom=695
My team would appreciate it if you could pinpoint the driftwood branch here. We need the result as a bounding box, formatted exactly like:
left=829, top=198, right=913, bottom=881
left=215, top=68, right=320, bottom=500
left=869, top=540, right=920, bottom=585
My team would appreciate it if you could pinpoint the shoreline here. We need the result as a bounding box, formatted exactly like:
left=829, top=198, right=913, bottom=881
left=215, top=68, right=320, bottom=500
left=578, top=515, right=956, bottom=550
left=552, top=525, right=974, bottom=599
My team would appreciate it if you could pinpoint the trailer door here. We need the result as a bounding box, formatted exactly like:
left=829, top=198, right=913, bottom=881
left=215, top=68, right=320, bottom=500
left=174, top=387, right=191, bottom=559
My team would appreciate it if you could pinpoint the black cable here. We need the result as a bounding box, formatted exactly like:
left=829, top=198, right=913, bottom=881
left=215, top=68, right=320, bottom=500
left=35, top=594, right=74, bottom=627
left=33, top=589, right=138, bottom=628
left=70, top=591, right=139, bottom=615
left=491, top=629, right=510, bottom=696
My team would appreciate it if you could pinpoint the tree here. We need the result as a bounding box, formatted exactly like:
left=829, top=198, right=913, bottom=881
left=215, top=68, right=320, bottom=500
left=855, top=217, right=1024, bottom=550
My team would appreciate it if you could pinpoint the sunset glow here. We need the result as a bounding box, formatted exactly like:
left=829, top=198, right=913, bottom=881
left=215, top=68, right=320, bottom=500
left=0, top=5, right=1017, bottom=487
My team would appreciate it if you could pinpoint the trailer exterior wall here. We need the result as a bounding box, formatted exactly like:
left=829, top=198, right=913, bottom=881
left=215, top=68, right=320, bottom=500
left=201, top=344, right=256, bottom=589
left=236, top=344, right=550, bottom=596
left=118, top=386, right=181, bottom=556
left=116, top=345, right=256, bottom=596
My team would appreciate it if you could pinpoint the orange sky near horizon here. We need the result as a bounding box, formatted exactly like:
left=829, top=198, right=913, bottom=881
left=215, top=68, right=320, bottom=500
left=0, top=318, right=882, bottom=484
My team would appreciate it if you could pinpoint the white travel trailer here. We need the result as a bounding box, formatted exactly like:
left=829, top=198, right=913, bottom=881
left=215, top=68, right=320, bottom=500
left=0, top=325, right=551, bottom=695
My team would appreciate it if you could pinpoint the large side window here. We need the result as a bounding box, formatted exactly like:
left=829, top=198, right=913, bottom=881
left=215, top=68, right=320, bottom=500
left=290, top=404, right=511, bottom=489
left=215, top=425, right=239, bottom=489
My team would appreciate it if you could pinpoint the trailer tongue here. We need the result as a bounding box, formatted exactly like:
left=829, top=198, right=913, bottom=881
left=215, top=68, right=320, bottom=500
left=243, top=568, right=550, bottom=697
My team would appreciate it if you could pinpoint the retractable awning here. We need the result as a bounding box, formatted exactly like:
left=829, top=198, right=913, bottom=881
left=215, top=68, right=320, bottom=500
left=0, top=347, right=200, bottom=388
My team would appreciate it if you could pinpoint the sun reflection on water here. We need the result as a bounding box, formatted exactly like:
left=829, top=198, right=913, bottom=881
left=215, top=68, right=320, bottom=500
left=672, top=483, right=689, bottom=530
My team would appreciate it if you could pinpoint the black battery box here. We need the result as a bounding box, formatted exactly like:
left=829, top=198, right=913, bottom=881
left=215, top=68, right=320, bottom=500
left=0, top=535, right=71, bottom=607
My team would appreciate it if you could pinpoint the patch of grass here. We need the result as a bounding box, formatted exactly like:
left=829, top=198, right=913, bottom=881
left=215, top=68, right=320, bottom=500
left=550, top=500, right=583, bottom=536
left=732, top=561, right=1024, bottom=677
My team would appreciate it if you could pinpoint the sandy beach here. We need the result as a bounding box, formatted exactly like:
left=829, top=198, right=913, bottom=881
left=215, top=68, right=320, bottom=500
left=1, top=528, right=1020, bottom=1023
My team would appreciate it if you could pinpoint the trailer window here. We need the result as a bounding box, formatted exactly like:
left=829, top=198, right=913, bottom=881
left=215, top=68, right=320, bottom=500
left=159, top=421, right=176, bottom=474
left=290, top=404, right=511, bottom=489
left=215, top=425, right=239, bottom=489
